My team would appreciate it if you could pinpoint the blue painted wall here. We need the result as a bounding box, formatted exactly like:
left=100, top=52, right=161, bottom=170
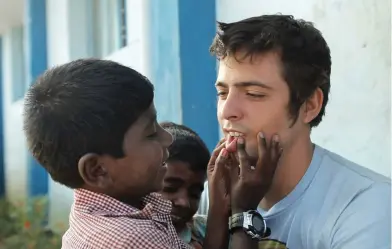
left=149, top=0, right=182, bottom=124
left=0, top=37, right=5, bottom=197
left=25, top=0, right=49, bottom=197
left=150, top=0, right=219, bottom=151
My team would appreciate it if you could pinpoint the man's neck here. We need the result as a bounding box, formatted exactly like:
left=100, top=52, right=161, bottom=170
left=259, top=136, right=314, bottom=210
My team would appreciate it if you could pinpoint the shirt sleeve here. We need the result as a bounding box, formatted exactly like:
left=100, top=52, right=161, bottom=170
left=192, top=215, right=208, bottom=240
left=121, top=227, right=193, bottom=249
left=330, top=182, right=391, bottom=249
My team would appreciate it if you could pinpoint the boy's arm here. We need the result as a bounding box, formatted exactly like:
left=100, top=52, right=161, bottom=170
left=122, top=228, right=193, bottom=249
left=203, top=205, right=230, bottom=249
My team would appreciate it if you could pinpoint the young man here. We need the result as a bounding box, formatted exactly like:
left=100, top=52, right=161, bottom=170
left=209, top=14, right=391, bottom=249
left=23, top=58, right=282, bottom=249
left=159, top=122, right=210, bottom=248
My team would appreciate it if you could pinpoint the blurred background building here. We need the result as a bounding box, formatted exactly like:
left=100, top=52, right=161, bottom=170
left=0, top=0, right=390, bottom=229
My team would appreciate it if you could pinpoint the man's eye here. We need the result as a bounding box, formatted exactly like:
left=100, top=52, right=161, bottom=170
left=217, top=91, right=227, bottom=96
left=246, top=92, right=265, bottom=98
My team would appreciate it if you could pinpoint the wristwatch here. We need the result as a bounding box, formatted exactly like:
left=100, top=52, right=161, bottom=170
left=228, top=210, right=268, bottom=240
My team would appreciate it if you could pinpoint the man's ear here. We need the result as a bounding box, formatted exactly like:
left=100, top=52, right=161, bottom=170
left=302, top=88, right=323, bottom=124
left=78, top=153, right=111, bottom=188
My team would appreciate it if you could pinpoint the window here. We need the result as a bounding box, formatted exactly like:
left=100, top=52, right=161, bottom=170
left=88, top=0, right=128, bottom=58
left=10, top=26, right=26, bottom=102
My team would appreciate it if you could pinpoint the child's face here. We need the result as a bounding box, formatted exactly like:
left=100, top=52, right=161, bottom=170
left=160, top=160, right=206, bottom=232
left=79, top=104, right=173, bottom=201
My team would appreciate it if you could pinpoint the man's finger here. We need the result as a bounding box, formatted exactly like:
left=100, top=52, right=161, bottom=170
left=237, top=137, right=251, bottom=176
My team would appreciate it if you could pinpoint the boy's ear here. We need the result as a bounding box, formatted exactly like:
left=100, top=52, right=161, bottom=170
left=78, top=153, right=112, bottom=188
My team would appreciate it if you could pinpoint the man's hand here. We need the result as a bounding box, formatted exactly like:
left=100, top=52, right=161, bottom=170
left=230, top=132, right=282, bottom=213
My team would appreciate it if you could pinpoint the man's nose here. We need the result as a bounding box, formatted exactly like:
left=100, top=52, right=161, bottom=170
left=219, top=92, right=243, bottom=121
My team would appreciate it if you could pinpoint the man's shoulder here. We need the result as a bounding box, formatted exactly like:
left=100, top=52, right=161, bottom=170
left=317, top=145, right=390, bottom=186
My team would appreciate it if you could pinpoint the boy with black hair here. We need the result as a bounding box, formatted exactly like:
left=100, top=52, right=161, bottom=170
left=23, top=58, right=283, bottom=249
left=159, top=122, right=210, bottom=248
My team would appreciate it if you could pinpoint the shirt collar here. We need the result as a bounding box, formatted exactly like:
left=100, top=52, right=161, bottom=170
left=73, top=188, right=172, bottom=219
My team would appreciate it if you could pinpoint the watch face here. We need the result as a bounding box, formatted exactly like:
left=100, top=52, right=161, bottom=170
left=252, top=215, right=264, bottom=232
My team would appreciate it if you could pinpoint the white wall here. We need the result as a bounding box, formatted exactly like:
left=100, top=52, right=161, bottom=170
left=2, top=33, right=28, bottom=201
left=216, top=0, right=391, bottom=177
left=46, top=0, right=152, bottom=228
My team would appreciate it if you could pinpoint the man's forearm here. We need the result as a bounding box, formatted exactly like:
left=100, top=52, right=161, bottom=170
left=203, top=205, right=229, bottom=249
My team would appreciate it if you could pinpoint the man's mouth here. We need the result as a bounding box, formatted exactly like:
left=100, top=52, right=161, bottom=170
left=226, top=132, right=244, bottom=152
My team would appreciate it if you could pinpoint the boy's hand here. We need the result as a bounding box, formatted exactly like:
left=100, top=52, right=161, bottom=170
left=229, top=133, right=282, bottom=213
left=207, top=138, right=230, bottom=214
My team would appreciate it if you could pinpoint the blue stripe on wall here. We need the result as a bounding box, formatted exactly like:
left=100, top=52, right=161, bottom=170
left=0, top=37, right=5, bottom=197
left=25, top=0, right=49, bottom=197
left=150, top=0, right=219, bottom=151
left=149, top=0, right=182, bottom=124
left=178, top=0, right=219, bottom=151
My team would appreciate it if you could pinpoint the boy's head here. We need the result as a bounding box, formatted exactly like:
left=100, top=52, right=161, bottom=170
left=23, top=59, right=173, bottom=203
left=210, top=15, right=331, bottom=162
left=159, top=122, right=210, bottom=232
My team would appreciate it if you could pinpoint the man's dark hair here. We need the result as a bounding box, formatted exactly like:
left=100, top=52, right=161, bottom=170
left=160, top=122, right=210, bottom=173
left=23, top=59, right=154, bottom=188
left=210, top=14, right=331, bottom=127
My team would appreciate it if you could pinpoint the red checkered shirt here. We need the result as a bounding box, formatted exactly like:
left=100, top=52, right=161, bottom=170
left=62, top=189, right=192, bottom=249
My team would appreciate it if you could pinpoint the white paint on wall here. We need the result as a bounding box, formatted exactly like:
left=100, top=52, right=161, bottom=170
left=2, top=33, right=28, bottom=201
left=216, top=0, right=391, bottom=177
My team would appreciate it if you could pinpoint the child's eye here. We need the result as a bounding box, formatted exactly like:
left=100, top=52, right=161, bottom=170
left=147, top=132, right=158, bottom=138
left=162, top=187, right=177, bottom=193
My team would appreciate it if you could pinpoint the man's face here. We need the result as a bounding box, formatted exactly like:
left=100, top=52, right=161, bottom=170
left=216, top=52, right=303, bottom=163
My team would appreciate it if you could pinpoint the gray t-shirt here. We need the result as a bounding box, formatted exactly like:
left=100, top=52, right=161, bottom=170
left=257, top=145, right=391, bottom=249
left=198, top=144, right=391, bottom=249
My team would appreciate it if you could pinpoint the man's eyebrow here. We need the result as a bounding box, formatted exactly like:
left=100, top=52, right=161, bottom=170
left=215, top=81, right=273, bottom=89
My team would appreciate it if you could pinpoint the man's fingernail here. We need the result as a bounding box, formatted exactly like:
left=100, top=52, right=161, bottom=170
left=222, top=148, right=228, bottom=157
left=273, top=134, right=279, bottom=142
left=237, top=137, right=244, bottom=144
left=258, top=132, right=264, bottom=138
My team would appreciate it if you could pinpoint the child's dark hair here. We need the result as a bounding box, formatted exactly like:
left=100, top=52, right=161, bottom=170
left=160, top=122, right=210, bottom=174
left=23, top=58, right=154, bottom=189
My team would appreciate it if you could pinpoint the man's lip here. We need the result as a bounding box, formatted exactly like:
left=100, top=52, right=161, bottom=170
left=223, top=128, right=244, bottom=133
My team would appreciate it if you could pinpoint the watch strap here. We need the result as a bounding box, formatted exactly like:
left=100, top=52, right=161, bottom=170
left=228, top=212, right=244, bottom=231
